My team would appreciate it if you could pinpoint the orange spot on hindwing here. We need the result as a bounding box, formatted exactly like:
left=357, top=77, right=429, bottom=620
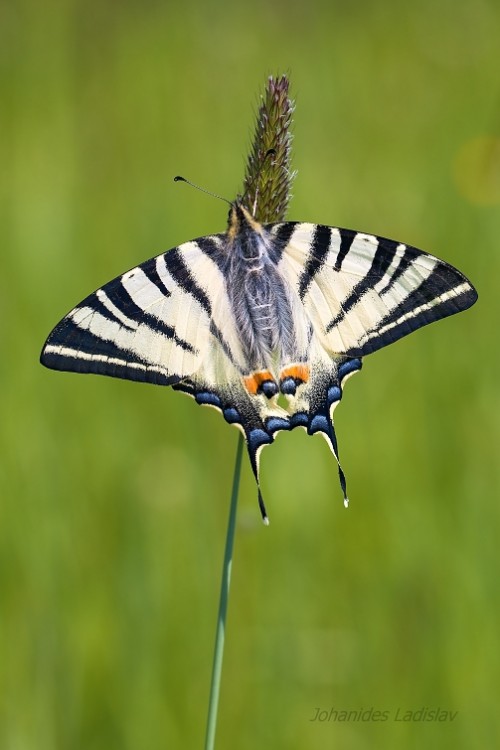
left=280, top=364, right=309, bottom=383
left=244, top=364, right=310, bottom=399
left=243, top=370, right=278, bottom=397
left=279, top=364, right=310, bottom=396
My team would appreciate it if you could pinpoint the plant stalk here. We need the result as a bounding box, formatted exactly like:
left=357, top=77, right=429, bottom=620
left=203, top=74, right=294, bottom=749
left=204, top=433, right=244, bottom=750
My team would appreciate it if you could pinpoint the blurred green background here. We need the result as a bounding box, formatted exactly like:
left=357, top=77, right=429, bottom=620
left=2, top=0, right=499, bottom=748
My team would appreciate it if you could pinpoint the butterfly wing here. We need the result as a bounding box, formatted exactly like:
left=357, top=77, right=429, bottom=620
left=41, top=219, right=477, bottom=521
left=41, top=235, right=240, bottom=385
left=277, top=222, right=477, bottom=358
left=41, top=232, right=291, bottom=519
left=265, top=221, right=477, bottom=504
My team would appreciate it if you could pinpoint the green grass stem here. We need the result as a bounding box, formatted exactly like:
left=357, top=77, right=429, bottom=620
left=204, top=433, right=244, bottom=750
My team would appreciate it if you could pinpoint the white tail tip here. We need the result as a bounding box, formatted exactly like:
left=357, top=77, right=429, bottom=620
left=344, top=497, right=349, bottom=508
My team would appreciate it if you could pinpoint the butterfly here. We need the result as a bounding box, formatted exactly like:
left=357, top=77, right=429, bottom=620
left=40, top=199, right=477, bottom=522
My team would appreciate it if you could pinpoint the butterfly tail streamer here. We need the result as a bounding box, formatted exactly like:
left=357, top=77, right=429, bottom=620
left=309, top=411, right=349, bottom=507
left=296, top=356, right=363, bottom=507
left=245, top=428, right=273, bottom=524
left=324, top=420, right=349, bottom=503
left=258, top=489, right=269, bottom=525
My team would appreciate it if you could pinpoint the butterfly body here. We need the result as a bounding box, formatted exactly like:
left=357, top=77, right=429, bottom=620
left=225, top=204, right=300, bottom=374
left=41, top=200, right=477, bottom=521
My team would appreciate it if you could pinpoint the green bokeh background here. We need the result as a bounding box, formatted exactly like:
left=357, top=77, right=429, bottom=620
left=2, top=1, right=499, bottom=748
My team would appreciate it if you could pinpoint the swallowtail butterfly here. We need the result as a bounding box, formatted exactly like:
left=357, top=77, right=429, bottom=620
left=41, top=201, right=477, bottom=522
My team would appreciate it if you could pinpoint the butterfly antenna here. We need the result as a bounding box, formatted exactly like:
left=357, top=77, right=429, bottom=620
left=174, top=175, right=232, bottom=206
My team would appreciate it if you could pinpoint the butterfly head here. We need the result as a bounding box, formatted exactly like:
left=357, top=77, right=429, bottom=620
left=227, top=200, right=263, bottom=242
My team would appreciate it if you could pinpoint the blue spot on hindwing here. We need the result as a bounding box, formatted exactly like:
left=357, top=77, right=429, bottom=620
left=195, top=391, right=222, bottom=407
left=223, top=407, right=240, bottom=423
left=260, top=380, right=279, bottom=398
left=248, top=428, right=273, bottom=451
left=338, top=358, right=362, bottom=381
left=309, top=413, right=330, bottom=436
left=265, top=416, right=291, bottom=434
left=290, top=412, right=309, bottom=428
left=280, top=377, right=297, bottom=395
left=327, top=385, right=342, bottom=405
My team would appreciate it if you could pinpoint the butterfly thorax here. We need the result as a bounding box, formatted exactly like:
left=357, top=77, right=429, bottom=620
left=225, top=203, right=296, bottom=372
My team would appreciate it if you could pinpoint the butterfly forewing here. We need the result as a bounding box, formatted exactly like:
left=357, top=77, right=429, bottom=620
left=41, top=236, right=228, bottom=385
left=275, top=222, right=477, bottom=357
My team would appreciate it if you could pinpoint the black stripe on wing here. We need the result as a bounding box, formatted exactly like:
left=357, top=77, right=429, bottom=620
left=167, top=239, right=242, bottom=370
left=40, top=318, right=180, bottom=385
left=40, top=243, right=213, bottom=383
left=195, top=234, right=227, bottom=273
left=86, top=291, right=136, bottom=331
left=176, top=237, right=249, bottom=372
left=298, top=225, right=332, bottom=300
left=266, top=222, right=299, bottom=264
left=297, top=227, right=366, bottom=301
left=102, top=273, right=197, bottom=354
left=334, top=229, right=356, bottom=271
left=377, top=244, right=421, bottom=296
left=352, top=262, right=478, bottom=356
left=140, top=255, right=173, bottom=298
left=326, top=237, right=400, bottom=332
left=166, top=247, right=213, bottom=315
